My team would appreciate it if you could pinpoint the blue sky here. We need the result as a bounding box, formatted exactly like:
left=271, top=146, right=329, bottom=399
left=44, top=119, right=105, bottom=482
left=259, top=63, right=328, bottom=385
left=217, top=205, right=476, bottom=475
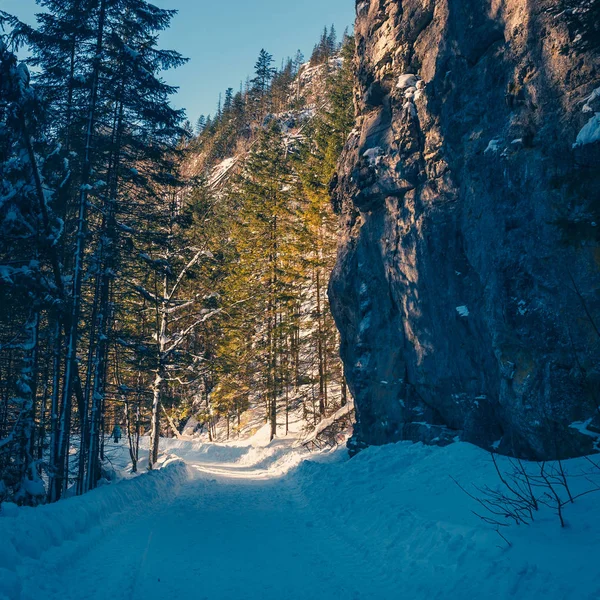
left=0, top=0, right=354, bottom=124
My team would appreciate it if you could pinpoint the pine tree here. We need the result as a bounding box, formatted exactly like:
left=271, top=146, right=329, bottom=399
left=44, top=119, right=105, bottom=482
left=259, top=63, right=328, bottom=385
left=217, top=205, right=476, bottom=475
left=0, top=38, right=68, bottom=505
left=175, top=28, right=355, bottom=440
left=249, top=49, right=277, bottom=120
left=136, top=181, right=215, bottom=468
left=327, top=25, right=338, bottom=56
left=79, top=0, right=187, bottom=488
left=196, top=115, right=207, bottom=135
left=271, top=58, right=294, bottom=112
left=223, top=88, right=234, bottom=113
left=293, top=50, right=305, bottom=74
left=296, top=34, right=354, bottom=417
left=222, top=123, right=303, bottom=439
left=1, top=17, right=355, bottom=494
left=252, top=49, right=277, bottom=95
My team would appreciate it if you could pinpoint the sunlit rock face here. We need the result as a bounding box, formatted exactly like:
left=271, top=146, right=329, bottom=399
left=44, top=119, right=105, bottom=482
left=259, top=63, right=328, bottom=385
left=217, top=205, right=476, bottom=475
left=329, top=0, right=600, bottom=459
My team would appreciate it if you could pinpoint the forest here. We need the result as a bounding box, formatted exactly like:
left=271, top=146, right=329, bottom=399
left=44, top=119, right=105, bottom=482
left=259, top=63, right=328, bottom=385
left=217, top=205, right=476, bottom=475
left=0, top=0, right=353, bottom=506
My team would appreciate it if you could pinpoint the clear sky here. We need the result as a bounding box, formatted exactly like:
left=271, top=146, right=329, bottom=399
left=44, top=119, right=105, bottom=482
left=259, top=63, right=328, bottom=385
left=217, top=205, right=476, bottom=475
left=0, top=0, right=355, bottom=124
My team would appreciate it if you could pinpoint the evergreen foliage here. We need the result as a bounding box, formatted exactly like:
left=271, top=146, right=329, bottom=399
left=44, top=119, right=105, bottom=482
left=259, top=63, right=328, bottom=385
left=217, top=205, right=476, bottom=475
left=182, top=35, right=356, bottom=440
left=0, top=0, right=187, bottom=503
left=310, top=25, right=340, bottom=66
left=0, top=14, right=356, bottom=504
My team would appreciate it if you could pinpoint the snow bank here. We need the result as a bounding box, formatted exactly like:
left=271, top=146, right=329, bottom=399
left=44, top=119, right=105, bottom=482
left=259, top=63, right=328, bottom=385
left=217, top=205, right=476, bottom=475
left=4, top=432, right=600, bottom=599
left=159, top=438, right=251, bottom=463
left=0, top=459, right=191, bottom=600
left=159, top=436, right=314, bottom=480
left=289, top=441, right=600, bottom=600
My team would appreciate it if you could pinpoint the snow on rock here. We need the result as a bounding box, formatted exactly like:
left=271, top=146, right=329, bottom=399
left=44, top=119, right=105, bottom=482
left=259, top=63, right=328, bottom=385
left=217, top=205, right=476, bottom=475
left=456, top=305, right=470, bottom=317
left=485, top=138, right=502, bottom=154
left=208, top=157, right=236, bottom=186
left=356, top=1, right=369, bottom=15
left=403, top=85, right=417, bottom=98
left=582, top=87, right=600, bottom=113
left=403, top=100, right=417, bottom=117
left=362, top=146, right=383, bottom=166
left=569, top=419, right=600, bottom=450
left=573, top=113, right=600, bottom=147
left=396, top=73, right=418, bottom=89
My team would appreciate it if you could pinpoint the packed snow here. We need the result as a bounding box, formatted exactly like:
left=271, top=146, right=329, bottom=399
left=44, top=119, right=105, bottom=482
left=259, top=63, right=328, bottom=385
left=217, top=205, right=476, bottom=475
left=2, top=435, right=600, bottom=599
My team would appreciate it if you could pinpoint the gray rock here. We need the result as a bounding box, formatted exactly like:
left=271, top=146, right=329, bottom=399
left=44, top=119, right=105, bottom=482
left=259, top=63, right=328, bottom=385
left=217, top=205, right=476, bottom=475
left=329, top=0, right=600, bottom=459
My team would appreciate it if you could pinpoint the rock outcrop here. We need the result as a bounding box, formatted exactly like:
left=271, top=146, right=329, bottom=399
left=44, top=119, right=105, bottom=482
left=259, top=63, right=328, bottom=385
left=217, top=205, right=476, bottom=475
left=329, top=0, right=600, bottom=459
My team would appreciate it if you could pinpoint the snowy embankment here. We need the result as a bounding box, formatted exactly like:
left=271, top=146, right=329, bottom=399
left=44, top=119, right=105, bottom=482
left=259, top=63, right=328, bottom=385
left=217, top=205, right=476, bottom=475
left=0, top=457, right=190, bottom=600
left=2, top=433, right=600, bottom=599
left=294, top=443, right=600, bottom=599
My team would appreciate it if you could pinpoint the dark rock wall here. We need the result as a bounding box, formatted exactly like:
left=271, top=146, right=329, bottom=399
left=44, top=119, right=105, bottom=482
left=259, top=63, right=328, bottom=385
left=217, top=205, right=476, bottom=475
left=329, top=0, right=600, bottom=458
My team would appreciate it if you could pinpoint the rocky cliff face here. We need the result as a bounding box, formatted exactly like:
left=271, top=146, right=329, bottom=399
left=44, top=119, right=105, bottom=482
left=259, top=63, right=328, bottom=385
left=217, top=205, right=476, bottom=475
left=329, top=0, right=600, bottom=459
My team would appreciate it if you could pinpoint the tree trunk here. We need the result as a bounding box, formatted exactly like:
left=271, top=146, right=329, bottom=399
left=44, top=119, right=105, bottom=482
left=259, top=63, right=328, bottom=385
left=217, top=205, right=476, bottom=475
left=316, top=267, right=326, bottom=416
left=161, top=404, right=182, bottom=440
left=149, top=369, right=164, bottom=469
left=149, top=270, right=169, bottom=469
left=84, top=63, right=125, bottom=492
left=51, top=0, right=107, bottom=502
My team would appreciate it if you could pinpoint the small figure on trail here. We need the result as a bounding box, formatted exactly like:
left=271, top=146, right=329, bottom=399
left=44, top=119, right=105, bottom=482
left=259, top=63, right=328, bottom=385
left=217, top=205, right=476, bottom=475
left=112, top=424, right=122, bottom=443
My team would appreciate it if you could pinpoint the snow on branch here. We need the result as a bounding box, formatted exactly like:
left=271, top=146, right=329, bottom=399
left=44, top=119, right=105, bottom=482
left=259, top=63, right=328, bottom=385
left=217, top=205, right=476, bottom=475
left=167, top=247, right=214, bottom=302
left=131, top=281, right=165, bottom=304
left=164, top=309, right=222, bottom=355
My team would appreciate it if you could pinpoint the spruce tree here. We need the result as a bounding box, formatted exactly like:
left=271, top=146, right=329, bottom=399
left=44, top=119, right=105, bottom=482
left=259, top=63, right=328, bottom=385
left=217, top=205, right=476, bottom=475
left=223, top=123, right=303, bottom=439
left=196, top=115, right=207, bottom=135
left=0, top=38, right=68, bottom=505
left=249, top=49, right=277, bottom=120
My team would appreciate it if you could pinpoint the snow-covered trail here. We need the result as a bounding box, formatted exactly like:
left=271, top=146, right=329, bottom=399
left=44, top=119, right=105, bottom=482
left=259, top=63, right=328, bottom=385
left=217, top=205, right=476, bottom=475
left=23, top=442, right=391, bottom=600
left=4, top=436, right=600, bottom=600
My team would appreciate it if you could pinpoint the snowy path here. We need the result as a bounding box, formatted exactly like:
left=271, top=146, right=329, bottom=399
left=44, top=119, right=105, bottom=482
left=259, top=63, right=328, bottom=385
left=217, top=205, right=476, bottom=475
left=19, top=442, right=391, bottom=600
left=4, top=437, right=600, bottom=600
